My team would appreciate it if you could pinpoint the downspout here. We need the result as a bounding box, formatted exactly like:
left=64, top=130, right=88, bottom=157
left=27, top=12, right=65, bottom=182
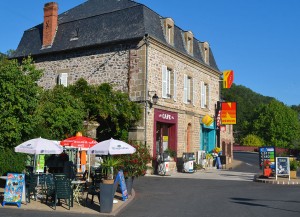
left=143, top=34, right=150, bottom=145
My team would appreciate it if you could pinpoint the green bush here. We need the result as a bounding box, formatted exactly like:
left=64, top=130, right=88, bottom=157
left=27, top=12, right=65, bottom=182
left=290, top=160, right=299, bottom=171
left=241, top=134, right=264, bottom=147
left=0, top=148, right=27, bottom=176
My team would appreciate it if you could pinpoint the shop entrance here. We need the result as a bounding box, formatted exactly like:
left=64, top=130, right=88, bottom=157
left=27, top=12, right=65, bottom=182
left=201, top=123, right=216, bottom=153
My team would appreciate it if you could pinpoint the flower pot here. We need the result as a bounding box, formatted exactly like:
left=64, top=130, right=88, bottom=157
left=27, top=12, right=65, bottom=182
left=100, top=182, right=115, bottom=213
left=290, top=170, right=297, bottom=179
left=125, top=176, right=134, bottom=196
left=102, top=179, right=114, bottom=184
left=263, top=168, right=272, bottom=177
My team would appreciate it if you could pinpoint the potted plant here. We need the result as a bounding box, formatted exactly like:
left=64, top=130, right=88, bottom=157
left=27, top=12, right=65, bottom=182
left=289, top=159, right=299, bottom=179
left=99, top=156, right=121, bottom=213
left=117, top=142, right=152, bottom=195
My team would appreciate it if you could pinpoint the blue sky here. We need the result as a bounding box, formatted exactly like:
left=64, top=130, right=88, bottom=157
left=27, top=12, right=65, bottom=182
left=1, top=0, right=299, bottom=106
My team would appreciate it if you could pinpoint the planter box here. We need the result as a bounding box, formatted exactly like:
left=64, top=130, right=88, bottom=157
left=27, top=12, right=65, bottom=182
left=290, top=170, right=297, bottom=179
left=263, top=168, right=272, bottom=177
left=100, top=183, right=114, bottom=213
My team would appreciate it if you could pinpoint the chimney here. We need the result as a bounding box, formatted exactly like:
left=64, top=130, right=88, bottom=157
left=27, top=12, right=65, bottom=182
left=43, top=2, right=58, bottom=48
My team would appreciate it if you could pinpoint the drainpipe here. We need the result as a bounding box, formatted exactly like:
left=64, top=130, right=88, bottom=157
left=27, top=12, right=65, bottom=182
left=143, top=34, right=150, bottom=145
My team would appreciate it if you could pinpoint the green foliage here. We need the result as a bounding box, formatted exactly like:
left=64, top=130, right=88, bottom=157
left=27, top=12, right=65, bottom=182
left=68, top=79, right=142, bottom=141
left=34, top=85, right=85, bottom=140
left=290, top=160, right=299, bottom=171
left=222, top=83, right=274, bottom=142
left=241, top=134, right=264, bottom=147
left=0, top=57, right=42, bottom=148
left=252, top=100, right=300, bottom=148
left=0, top=148, right=27, bottom=176
left=101, top=156, right=122, bottom=180
left=117, top=142, right=152, bottom=178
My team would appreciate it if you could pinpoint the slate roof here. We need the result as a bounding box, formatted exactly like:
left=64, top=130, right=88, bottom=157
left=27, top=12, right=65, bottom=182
left=13, top=0, right=219, bottom=71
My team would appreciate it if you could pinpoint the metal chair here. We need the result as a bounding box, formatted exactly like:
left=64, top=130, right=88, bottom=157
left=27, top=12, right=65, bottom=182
left=25, top=173, right=38, bottom=203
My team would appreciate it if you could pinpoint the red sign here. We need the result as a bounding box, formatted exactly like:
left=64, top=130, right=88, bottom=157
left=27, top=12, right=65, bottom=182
left=223, top=70, right=234, bottom=89
left=221, top=102, right=237, bottom=125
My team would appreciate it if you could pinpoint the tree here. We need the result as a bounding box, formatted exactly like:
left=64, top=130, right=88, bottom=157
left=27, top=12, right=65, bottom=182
left=222, top=83, right=275, bottom=142
left=34, top=85, right=86, bottom=140
left=251, top=100, right=300, bottom=148
left=0, top=57, right=42, bottom=148
left=68, top=79, right=142, bottom=141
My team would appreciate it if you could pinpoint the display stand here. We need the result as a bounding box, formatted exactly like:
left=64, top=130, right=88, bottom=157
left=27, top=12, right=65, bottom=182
left=2, top=173, right=25, bottom=208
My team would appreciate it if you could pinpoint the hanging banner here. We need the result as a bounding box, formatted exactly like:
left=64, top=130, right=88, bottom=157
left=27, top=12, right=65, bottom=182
left=36, top=154, right=45, bottom=173
left=223, top=70, right=234, bottom=89
left=220, top=102, right=237, bottom=125
left=2, top=173, right=25, bottom=208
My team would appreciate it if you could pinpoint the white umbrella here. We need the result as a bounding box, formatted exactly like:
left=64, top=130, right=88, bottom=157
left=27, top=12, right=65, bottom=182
left=15, top=137, right=63, bottom=173
left=15, top=137, right=63, bottom=155
left=87, top=138, right=136, bottom=155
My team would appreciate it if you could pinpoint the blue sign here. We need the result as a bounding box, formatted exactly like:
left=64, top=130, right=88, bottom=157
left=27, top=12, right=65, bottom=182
left=114, top=170, right=128, bottom=201
left=2, top=173, right=25, bottom=208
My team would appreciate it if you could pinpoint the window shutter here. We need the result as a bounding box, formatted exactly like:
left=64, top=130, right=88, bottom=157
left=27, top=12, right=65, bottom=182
left=184, top=74, right=188, bottom=103
left=167, top=68, right=171, bottom=96
left=162, top=65, right=168, bottom=98
left=173, top=70, right=177, bottom=101
left=207, top=84, right=211, bottom=110
left=201, top=81, right=205, bottom=108
left=59, top=73, right=68, bottom=87
left=192, top=78, right=196, bottom=106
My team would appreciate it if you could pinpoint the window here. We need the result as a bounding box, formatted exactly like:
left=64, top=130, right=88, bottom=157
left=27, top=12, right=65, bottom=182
left=163, top=18, right=174, bottom=45
left=58, top=72, right=68, bottom=87
left=162, top=65, right=176, bottom=100
left=184, top=75, right=194, bottom=104
left=184, top=31, right=193, bottom=55
left=203, top=42, right=210, bottom=64
left=201, top=81, right=210, bottom=109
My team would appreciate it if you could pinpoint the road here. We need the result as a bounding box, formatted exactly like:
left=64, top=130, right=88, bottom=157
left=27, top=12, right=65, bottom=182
left=1, top=152, right=300, bottom=217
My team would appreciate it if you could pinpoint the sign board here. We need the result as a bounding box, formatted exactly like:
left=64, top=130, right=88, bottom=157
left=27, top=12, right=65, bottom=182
left=275, top=157, right=290, bottom=180
left=114, top=170, right=128, bottom=201
left=36, top=154, right=45, bottom=173
left=220, top=102, right=237, bottom=125
left=259, top=146, right=276, bottom=170
left=223, top=70, right=234, bottom=89
left=2, top=173, right=25, bottom=208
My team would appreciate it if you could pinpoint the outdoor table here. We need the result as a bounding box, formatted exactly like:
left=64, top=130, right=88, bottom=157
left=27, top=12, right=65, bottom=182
left=71, top=180, right=86, bottom=205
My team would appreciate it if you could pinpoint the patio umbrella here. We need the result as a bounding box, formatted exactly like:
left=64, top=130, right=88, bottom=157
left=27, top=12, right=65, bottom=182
left=87, top=138, right=136, bottom=155
left=15, top=137, right=63, bottom=172
left=15, top=137, right=63, bottom=155
left=60, top=133, right=97, bottom=180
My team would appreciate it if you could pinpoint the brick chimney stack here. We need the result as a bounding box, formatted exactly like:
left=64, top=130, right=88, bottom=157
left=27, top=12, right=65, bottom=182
left=43, top=2, right=58, bottom=48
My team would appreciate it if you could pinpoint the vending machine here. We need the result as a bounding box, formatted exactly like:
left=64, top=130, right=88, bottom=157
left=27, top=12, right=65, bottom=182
left=157, top=152, right=171, bottom=175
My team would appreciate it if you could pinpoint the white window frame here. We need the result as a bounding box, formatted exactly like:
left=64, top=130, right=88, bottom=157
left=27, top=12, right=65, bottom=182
left=59, top=73, right=68, bottom=87
left=184, top=75, right=193, bottom=104
left=173, top=70, right=177, bottom=101
left=201, top=81, right=210, bottom=109
left=162, top=65, right=171, bottom=99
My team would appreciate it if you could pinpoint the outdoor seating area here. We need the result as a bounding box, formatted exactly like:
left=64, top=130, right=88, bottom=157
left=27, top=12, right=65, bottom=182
left=0, top=172, right=131, bottom=214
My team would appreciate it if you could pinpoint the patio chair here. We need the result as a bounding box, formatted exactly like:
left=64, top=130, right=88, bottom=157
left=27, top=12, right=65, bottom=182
left=85, top=184, right=100, bottom=204
left=45, top=174, right=56, bottom=206
left=54, top=179, right=72, bottom=210
left=25, top=173, right=38, bottom=203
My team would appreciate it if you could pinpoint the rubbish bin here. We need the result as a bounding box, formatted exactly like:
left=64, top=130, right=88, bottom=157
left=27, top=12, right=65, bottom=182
left=182, top=152, right=195, bottom=173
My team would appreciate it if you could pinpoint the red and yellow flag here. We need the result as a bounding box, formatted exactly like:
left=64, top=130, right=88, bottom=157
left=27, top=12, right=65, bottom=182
left=223, top=70, right=234, bottom=89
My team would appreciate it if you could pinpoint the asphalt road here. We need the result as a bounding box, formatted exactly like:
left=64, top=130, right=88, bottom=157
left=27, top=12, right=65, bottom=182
left=1, top=152, right=300, bottom=217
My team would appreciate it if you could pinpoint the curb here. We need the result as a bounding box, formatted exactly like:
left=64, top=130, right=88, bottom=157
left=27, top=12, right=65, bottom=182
left=254, top=174, right=300, bottom=185
left=110, top=189, right=135, bottom=216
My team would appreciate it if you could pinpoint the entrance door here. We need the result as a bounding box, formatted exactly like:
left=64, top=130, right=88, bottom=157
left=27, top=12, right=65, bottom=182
left=156, top=123, right=170, bottom=156
left=187, top=123, right=192, bottom=152
left=202, top=129, right=209, bottom=152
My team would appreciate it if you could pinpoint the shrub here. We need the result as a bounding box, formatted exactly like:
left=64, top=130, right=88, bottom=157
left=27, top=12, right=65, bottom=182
left=290, top=160, right=299, bottom=171
left=0, top=148, right=27, bottom=176
left=241, top=134, right=264, bottom=147
left=117, top=142, right=152, bottom=178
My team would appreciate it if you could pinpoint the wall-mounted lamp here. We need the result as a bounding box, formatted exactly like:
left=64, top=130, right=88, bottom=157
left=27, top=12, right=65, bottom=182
left=148, top=91, right=159, bottom=109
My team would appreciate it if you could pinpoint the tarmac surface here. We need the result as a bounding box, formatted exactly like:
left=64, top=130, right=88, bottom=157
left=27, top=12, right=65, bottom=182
left=1, top=159, right=299, bottom=216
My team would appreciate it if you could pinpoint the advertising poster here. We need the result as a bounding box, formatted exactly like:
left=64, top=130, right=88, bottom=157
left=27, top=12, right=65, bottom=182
left=36, top=154, right=45, bottom=173
left=2, top=173, right=25, bottom=208
left=114, top=170, right=128, bottom=201
left=276, top=157, right=290, bottom=180
left=220, top=102, right=237, bottom=125
left=259, top=146, right=276, bottom=170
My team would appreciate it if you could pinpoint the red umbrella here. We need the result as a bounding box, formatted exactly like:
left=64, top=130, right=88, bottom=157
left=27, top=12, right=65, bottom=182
left=60, top=133, right=97, bottom=149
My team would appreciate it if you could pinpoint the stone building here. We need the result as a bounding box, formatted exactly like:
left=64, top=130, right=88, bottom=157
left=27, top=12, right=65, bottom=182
left=13, top=0, right=234, bottom=169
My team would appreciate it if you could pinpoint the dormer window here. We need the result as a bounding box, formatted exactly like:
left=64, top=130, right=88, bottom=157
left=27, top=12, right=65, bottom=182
left=203, top=42, right=210, bottom=64
left=163, top=18, right=174, bottom=45
left=184, top=31, right=193, bottom=55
